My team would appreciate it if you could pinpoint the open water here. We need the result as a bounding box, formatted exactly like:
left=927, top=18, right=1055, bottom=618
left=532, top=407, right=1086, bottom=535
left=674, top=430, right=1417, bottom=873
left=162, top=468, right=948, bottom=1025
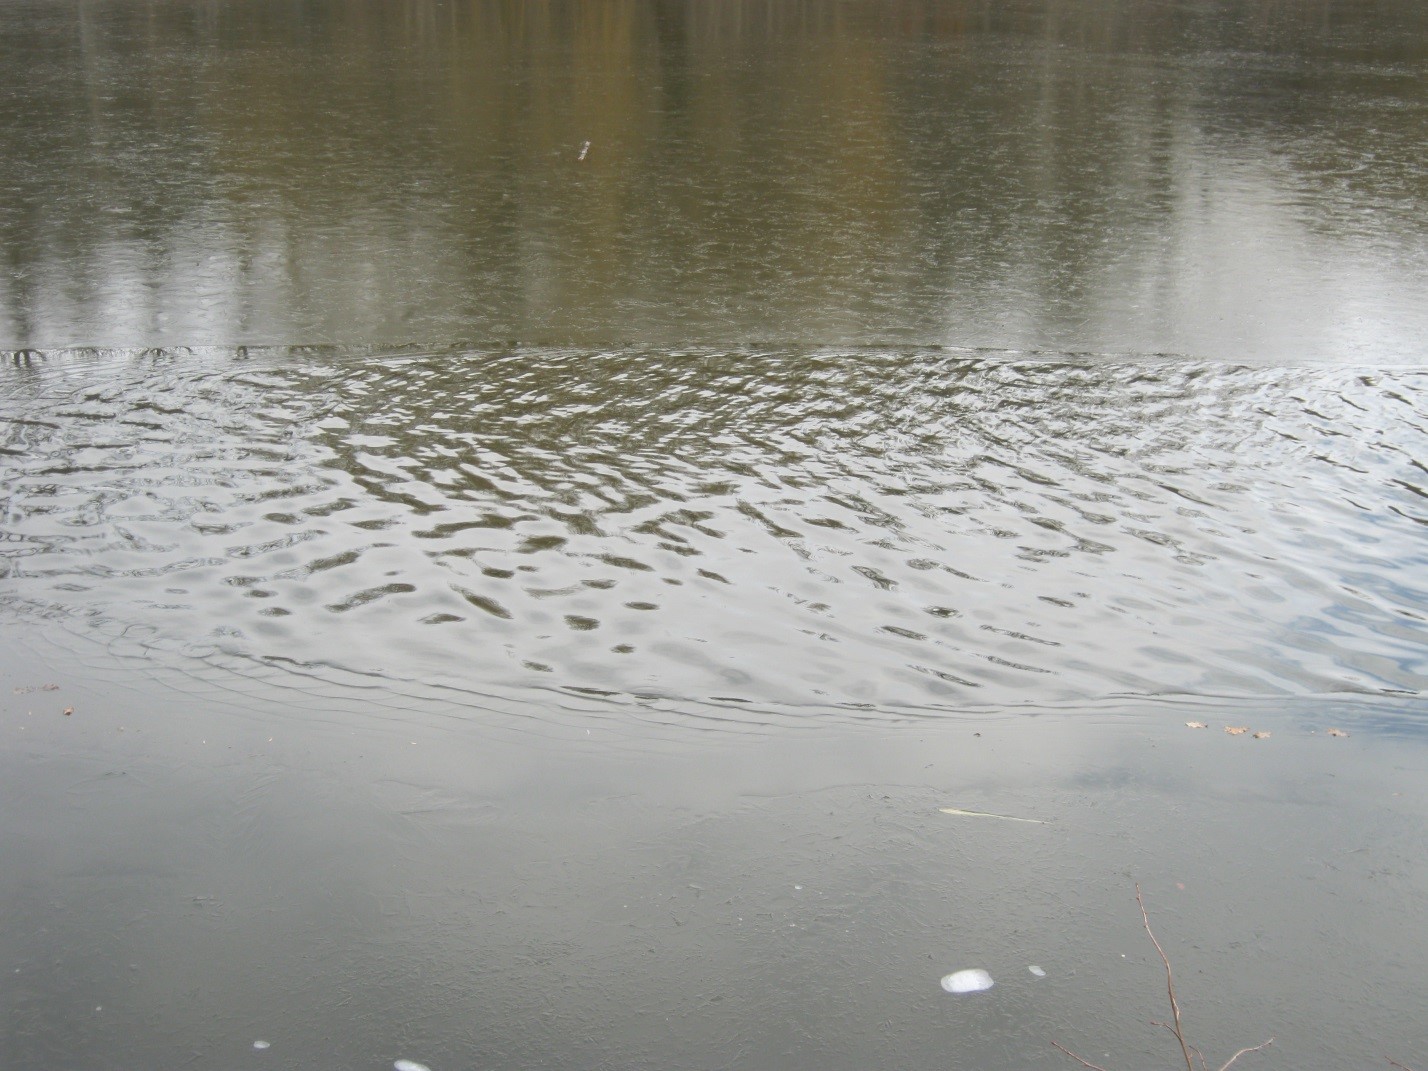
left=2, top=2, right=1427, bottom=1069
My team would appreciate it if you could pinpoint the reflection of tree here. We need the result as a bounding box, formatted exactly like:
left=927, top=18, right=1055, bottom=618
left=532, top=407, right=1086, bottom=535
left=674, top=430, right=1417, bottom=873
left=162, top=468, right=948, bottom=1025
left=0, top=0, right=1423, bottom=354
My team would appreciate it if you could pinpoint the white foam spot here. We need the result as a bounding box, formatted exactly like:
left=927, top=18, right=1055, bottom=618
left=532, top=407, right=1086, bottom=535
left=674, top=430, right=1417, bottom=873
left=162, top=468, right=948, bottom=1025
left=940, top=968, right=994, bottom=993
left=1028, top=965, right=1046, bottom=978
left=253, top=1040, right=270, bottom=1050
left=394, top=1061, right=432, bottom=1071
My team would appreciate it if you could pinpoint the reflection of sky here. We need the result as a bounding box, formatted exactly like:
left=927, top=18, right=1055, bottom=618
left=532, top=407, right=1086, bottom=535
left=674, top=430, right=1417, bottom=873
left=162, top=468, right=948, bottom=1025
left=2, top=624, right=1427, bottom=1069
left=1097, top=157, right=1426, bottom=362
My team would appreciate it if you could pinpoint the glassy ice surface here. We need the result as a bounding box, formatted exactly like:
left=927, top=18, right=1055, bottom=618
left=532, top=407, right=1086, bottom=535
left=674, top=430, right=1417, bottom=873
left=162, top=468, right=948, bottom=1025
left=2, top=2, right=1428, bottom=1071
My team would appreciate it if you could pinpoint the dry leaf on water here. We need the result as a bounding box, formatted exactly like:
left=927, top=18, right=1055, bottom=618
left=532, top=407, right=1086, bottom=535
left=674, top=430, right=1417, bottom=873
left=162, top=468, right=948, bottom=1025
left=1224, top=726, right=1249, bottom=735
left=62, top=707, right=73, bottom=716
left=1327, top=727, right=1350, bottom=737
left=1252, top=731, right=1270, bottom=739
left=1185, top=721, right=1209, bottom=729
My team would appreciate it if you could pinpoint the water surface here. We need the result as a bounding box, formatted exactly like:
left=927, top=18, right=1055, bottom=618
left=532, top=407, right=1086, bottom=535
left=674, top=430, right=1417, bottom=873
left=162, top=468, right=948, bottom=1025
left=2, top=0, right=1426, bottom=359
left=3, top=2, right=1428, bottom=1069
left=3, top=347, right=1427, bottom=723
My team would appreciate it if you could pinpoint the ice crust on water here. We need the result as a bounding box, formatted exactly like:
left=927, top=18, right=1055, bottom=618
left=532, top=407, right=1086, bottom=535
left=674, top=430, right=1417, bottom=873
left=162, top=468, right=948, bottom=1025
left=939, top=968, right=994, bottom=993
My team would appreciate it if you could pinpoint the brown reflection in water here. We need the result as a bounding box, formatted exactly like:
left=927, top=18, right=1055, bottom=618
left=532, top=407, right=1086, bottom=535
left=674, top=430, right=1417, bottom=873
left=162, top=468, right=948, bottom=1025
left=0, top=0, right=1425, bottom=356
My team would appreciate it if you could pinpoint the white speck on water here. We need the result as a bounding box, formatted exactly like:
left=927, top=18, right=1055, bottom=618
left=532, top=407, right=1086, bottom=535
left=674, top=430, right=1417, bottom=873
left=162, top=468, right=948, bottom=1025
left=940, top=968, right=994, bottom=993
left=253, top=1040, right=270, bottom=1050
left=1028, top=965, right=1046, bottom=978
left=394, top=1061, right=432, bottom=1071
left=794, top=885, right=802, bottom=890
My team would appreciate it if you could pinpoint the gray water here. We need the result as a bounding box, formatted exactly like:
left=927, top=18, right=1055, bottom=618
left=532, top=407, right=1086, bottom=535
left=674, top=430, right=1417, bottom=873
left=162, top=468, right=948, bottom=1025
left=3, top=2, right=1428, bottom=1070
left=5, top=348, right=1428, bottom=718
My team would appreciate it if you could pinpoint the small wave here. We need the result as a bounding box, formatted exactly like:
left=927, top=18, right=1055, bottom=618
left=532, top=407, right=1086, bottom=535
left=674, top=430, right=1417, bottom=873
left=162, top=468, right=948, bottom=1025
left=2, top=347, right=1426, bottom=726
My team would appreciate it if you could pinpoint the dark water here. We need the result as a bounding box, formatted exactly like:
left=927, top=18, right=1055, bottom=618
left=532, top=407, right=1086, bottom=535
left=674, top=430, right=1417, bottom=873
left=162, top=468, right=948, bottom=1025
left=2, top=0, right=1427, bottom=359
left=3, top=2, right=1428, bottom=1070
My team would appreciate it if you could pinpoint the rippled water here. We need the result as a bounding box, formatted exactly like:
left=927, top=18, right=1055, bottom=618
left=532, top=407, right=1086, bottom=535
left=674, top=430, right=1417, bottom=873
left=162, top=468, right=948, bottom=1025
left=4, top=3, right=1428, bottom=1069
left=5, top=347, right=1425, bottom=724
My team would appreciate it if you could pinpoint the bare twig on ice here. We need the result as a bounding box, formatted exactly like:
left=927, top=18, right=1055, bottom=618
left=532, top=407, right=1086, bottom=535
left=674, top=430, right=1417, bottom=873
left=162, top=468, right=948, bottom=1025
left=1051, top=1039, right=1113, bottom=1071
left=1150, top=1022, right=1206, bottom=1070
left=1216, top=1039, right=1275, bottom=1071
left=1136, top=883, right=1196, bottom=1071
left=1051, top=885, right=1273, bottom=1071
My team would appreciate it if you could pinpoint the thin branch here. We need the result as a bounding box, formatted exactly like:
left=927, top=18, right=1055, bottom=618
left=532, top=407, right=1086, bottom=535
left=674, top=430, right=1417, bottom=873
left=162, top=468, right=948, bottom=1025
left=1137, top=883, right=1196, bottom=1071
left=1050, top=1041, right=1114, bottom=1071
left=1385, top=1060, right=1420, bottom=1071
left=1053, top=886, right=1273, bottom=1071
left=1152, top=1024, right=1208, bottom=1071
left=1216, top=1039, right=1274, bottom=1071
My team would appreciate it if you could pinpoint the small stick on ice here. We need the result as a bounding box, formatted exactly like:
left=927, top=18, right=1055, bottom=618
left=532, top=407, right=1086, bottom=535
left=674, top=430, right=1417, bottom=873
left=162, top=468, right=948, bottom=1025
left=1052, top=886, right=1272, bottom=1071
left=1051, top=1041, right=1113, bottom=1071
left=1137, top=883, right=1196, bottom=1071
left=938, top=807, right=1044, bottom=824
left=1217, top=1039, right=1275, bottom=1071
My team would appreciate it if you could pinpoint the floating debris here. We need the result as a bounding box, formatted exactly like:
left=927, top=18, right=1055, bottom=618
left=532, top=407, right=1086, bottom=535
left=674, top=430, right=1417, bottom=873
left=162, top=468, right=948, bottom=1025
left=63, top=706, right=73, bottom=716
left=1224, top=726, right=1249, bottom=735
left=1327, top=727, right=1350, bottom=737
left=1028, top=965, right=1047, bottom=978
left=938, top=807, right=1043, bottom=824
left=252, top=1040, right=270, bottom=1050
left=1185, top=721, right=1208, bottom=729
left=940, top=968, right=994, bottom=993
left=1253, top=731, right=1271, bottom=739
left=577, top=140, right=591, bottom=162
left=395, top=1061, right=432, bottom=1071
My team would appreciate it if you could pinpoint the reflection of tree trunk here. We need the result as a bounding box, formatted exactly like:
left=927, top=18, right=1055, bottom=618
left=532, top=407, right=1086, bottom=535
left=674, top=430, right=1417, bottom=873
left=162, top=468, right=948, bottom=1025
left=2, top=0, right=1425, bottom=350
